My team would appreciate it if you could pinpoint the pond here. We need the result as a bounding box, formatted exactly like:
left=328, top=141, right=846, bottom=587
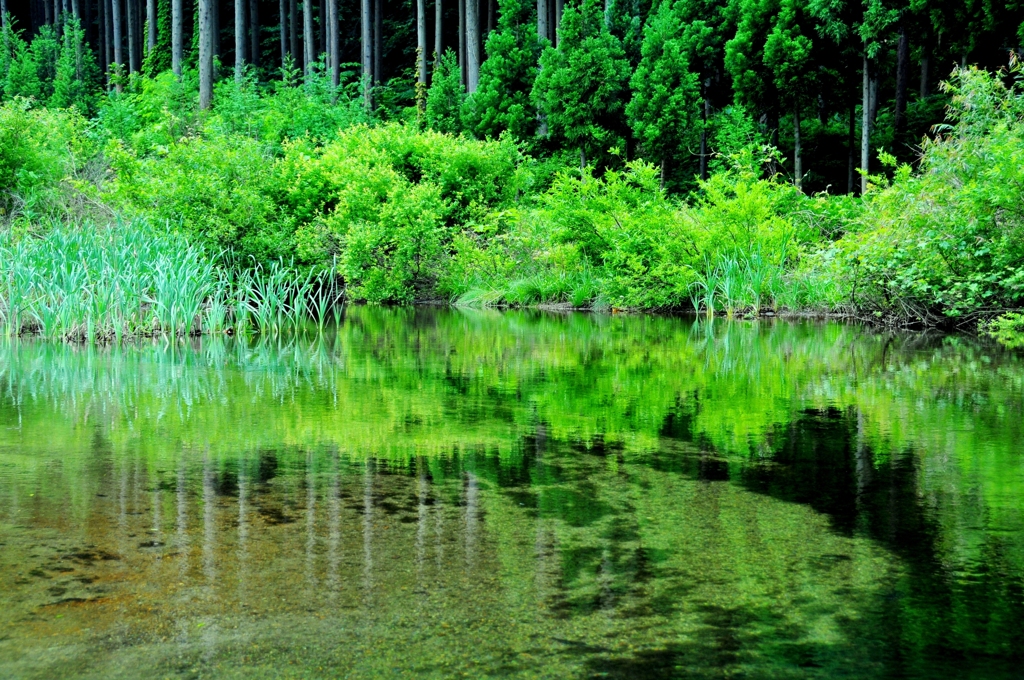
left=1, top=308, right=1023, bottom=678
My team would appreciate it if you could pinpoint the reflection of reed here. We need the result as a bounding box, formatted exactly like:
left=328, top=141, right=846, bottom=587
left=363, top=460, right=373, bottom=601
left=176, top=455, right=189, bottom=579
left=237, top=451, right=249, bottom=604
left=327, top=448, right=340, bottom=598
left=416, top=457, right=427, bottom=584
left=305, top=449, right=317, bottom=587
left=203, top=451, right=216, bottom=586
left=465, top=471, right=478, bottom=569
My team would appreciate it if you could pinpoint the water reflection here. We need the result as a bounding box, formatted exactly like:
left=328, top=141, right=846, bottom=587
left=0, top=309, right=1022, bottom=678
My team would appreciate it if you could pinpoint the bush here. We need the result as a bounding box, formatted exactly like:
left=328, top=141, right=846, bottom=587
left=0, top=100, right=93, bottom=225
left=832, top=66, right=1024, bottom=321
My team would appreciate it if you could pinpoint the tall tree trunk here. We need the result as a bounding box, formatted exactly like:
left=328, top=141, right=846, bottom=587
left=373, top=0, right=381, bottom=83
left=106, top=0, right=114, bottom=77
left=303, top=0, right=312, bottom=77
left=847, top=98, right=855, bottom=194
left=699, top=96, right=708, bottom=180
left=603, top=0, right=609, bottom=27
left=861, top=53, right=870, bottom=194
left=172, top=0, right=182, bottom=74
left=361, top=0, right=370, bottom=106
left=894, top=20, right=909, bottom=133
left=199, top=0, right=212, bottom=107
left=433, top=0, right=441, bottom=66
left=329, top=0, right=338, bottom=87
left=458, top=0, right=465, bottom=84
left=112, top=0, right=123, bottom=88
left=126, top=0, right=138, bottom=72
left=45, top=0, right=52, bottom=26
left=487, top=0, right=494, bottom=34
left=279, top=0, right=286, bottom=63
left=289, top=0, right=297, bottom=63
left=235, top=0, right=246, bottom=78
left=793, top=105, right=802, bottom=192
left=249, top=0, right=258, bottom=66
left=536, top=0, right=545, bottom=44
left=465, top=0, right=478, bottom=92
left=868, top=71, right=878, bottom=126
left=416, top=0, right=426, bottom=85
left=147, top=0, right=156, bottom=55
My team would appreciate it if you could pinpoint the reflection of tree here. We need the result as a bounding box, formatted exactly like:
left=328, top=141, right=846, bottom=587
left=3, top=309, right=1024, bottom=674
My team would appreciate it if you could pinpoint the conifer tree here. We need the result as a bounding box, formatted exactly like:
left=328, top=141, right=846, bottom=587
left=426, top=48, right=466, bottom=133
left=531, top=0, right=630, bottom=168
left=463, top=0, right=544, bottom=141
left=51, top=19, right=100, bottom=113
left=627, top=0, right=700, bottom=184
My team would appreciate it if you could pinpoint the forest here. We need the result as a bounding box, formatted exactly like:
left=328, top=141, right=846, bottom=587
left=1, top=0, right=1024, bottom=339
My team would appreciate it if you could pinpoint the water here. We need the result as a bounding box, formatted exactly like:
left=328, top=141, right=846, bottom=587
left=1, top=308, right=1023, bottom=678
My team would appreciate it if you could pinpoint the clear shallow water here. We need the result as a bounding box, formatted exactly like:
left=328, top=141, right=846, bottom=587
left=1, top=308, right=1023, bottom=679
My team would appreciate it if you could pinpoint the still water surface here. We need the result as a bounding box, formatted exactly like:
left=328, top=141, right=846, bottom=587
left=1, top=308, right=1023, bottom=678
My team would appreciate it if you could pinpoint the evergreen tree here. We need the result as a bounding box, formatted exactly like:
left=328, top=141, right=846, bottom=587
left=4, top=25, right=59, bottom=103
left=51, top=19, right=100, bottom=113
left=762, top=0, right=817, bottom=189
left=463, top=0, right=544, bottom=142
left=531, top=0, right=631, bottom=168
left=425, top=49, right=466, bottom=134
left=627, top=0, right=700, bottom=183
left=675, top=0, right=733, bottom=177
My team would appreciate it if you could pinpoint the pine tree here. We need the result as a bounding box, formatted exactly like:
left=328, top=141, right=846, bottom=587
left=463, top=0, right=544, bottom=142
left=531, top=0, right=630, bottom=168
left=426, top=48, right=466, bottom=134
left=51, top=18, right=100, bottom=113
left=627, top=0, right=701, bottom=183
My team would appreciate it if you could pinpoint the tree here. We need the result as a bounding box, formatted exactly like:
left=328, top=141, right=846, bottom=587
left=51, top=18, right=99, bottom=113
left=531, top=0, right=630, bottom=169
left=674, top=0, right=732, bottom=178
left=362, top=0, right=371, bottom=106
left=762, top=0, right=816, bottom=190
left=303, top=0, right=314, bottom=79
left=235, top=0, right=247, bottom=79
left=112, top=0, right=124, bottom=89
left=199, top=0, right=212, bottom=108
left=467, top=0, right=480, bottom=90
left=627, top=0, right=701, bottom=185
left=172, top=0, right=182, bottom=76
left=463, top=0, right=543, bottom=141
left=426, top=48, right=465, bottom=133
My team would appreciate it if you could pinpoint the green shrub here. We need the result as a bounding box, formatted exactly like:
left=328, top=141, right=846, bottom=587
left=832, top=66, right=1024, bottom=321
left=0, top=100, right=93, bottom=224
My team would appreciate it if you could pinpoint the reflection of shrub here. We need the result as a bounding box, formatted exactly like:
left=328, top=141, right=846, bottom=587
left=982, top=312, right=1024, bottom=349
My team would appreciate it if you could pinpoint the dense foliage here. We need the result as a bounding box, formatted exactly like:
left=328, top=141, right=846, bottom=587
left=1, top=1, right=1024, bottom=339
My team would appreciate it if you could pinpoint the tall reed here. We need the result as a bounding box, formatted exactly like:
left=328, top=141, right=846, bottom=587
left=0, top=222, right=341, bottom=342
